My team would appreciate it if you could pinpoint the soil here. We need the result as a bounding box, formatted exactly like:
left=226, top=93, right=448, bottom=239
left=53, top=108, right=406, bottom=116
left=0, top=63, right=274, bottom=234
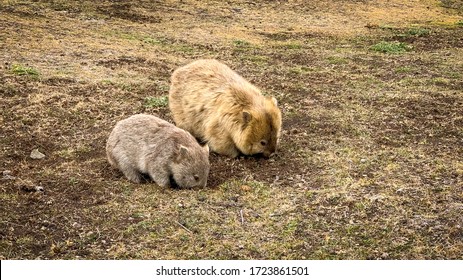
left=1, top=0, right=462, bottom=259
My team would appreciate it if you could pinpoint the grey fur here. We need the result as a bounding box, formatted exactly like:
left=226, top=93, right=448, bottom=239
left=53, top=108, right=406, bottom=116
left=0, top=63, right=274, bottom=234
left=106, top=114, right=210, bottom=188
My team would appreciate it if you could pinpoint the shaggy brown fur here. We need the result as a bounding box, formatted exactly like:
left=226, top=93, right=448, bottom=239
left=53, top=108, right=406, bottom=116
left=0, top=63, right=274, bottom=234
left=169, top=59, right=282, bottom=158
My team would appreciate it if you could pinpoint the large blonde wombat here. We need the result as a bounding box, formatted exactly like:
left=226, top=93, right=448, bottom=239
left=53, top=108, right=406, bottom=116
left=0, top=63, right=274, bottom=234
left=169, top=59, right=282, bottom=158
left=106, top=114, right=210, bottom=188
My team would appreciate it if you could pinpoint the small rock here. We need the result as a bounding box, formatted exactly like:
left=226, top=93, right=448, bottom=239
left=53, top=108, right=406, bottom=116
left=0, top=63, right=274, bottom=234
left=18, top=180, right=43, bottom=193
left=360, top=158, right=367, bottom=163
left=30, top=149, right=45, bottom=159
left=2, top=170, right=16, bottom=180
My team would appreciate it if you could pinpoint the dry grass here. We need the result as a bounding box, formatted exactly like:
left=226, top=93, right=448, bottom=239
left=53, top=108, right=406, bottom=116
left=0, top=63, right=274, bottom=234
left=1, top=0, right=462, bottom=259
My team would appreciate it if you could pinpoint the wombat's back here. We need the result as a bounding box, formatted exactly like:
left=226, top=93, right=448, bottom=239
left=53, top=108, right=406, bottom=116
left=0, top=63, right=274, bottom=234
left=169, top=59, right=262, bottom=134
left=106, top=114, right=210, bottom=187
left=168, top=59, right=282, bottom=157
left=106, top=114, right=172, bottom=169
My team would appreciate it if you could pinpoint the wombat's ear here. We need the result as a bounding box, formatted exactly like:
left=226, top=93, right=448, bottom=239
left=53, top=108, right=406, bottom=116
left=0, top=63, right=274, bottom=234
left=243, top=111, right=252, bottom=125
left=175, top=145, right=189, bottom=161
left=267, top=96, right=278, bottom=106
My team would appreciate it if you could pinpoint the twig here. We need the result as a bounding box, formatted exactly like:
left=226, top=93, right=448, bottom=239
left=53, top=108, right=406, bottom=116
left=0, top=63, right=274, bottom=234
left=240, top=209, right=244, bottom=225
left=175, top=221, right=193, bottom=234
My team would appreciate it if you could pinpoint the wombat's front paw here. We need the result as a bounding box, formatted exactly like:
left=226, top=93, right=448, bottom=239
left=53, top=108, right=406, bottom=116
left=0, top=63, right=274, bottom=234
left=124, top=172, right=142, bottom=184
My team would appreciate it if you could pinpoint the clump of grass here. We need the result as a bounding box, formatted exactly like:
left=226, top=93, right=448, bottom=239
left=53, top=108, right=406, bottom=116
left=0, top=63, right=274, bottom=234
left=241, top=54, right=267, bottom=64
left=11, top=64, right=40, bottom=77
left=142, top=36, right=163, bottom=45
left=405, top=27, right=430, bottom=37
left=145, top=96, right=168, bottom=108
left=431, top=77, right=451, bottom=86
left=456, top=20, right=463, bottom=26
left=284, top=42, right=303, bottom=49
left=395, top=66, right=415, bottom=73
left=379, top=25, right=430, bottom=37
left=379, top=25, right=395, bottom=31
left=370, top=41, right=412, bottom=54
left=233, top=39, right=251, bottom=48
left=289, top=66, right=311, bottom=74
left=172, top=44, right=195, bottom=54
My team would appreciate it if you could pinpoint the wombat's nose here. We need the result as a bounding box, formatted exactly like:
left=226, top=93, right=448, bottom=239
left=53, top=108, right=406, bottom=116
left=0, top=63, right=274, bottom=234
left=263, top=151, right=273, bottom=158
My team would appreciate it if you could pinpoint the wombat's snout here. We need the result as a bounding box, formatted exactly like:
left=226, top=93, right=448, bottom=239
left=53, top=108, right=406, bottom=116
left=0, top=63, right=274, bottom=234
left=263, top=147, right=277, bottom=158
left=263, top=151, right=274, bottom=158
left=254, top=150, right=275, bottom=158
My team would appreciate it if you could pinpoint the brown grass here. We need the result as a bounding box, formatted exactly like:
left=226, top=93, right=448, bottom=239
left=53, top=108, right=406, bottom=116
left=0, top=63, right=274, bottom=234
left=1, top=0, right=462, bottom=259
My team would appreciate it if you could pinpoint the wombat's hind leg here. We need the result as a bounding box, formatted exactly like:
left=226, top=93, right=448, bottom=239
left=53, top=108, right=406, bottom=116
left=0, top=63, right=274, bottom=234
left=119, top=164, right=142, bottom=183
left=149, top=168, right=170, bottom=188
left=208, top=138, right=240, bottom=158
left=151, top=174, right=169, bottom=187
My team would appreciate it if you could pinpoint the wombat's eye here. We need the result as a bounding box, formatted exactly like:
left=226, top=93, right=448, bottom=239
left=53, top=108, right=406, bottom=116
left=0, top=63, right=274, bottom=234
left=194, top=175, right=199, bottom=181
left=260, top=140, right=267, bottom=146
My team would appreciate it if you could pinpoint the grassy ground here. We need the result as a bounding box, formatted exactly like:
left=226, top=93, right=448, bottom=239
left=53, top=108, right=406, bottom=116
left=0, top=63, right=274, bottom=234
left=1, top=0, right=462, bottom=259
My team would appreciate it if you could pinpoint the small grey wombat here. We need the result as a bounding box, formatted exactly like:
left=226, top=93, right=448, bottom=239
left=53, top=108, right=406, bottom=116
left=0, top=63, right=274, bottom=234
left=106, top=114, right=210, bottom=188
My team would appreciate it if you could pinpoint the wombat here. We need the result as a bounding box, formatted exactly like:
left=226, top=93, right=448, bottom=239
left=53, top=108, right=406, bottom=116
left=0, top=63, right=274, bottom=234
left=106, top=114, right=210, bottom=188
left=169, top=59, right=282, bottom=158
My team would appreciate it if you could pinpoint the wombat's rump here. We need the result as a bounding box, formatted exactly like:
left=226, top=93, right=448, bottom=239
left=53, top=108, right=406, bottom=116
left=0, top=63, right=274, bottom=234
left=106, top=114, right=209, bottom=188
left=169, top=59, right=282, bottom=158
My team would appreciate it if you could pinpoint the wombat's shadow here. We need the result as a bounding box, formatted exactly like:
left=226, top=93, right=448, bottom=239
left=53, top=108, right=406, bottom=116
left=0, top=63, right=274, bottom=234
left=103, top=152, right=275, bottom=189
left=207, top=152, right=277, bottom=187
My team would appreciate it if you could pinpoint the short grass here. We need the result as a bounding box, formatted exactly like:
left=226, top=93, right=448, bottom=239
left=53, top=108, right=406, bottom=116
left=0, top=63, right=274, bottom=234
left=1, top=0, right=462, bottom=260
left=370, top=41, right=413, bottom=54
left=145, top=96, right=168, bottom=108
left=11, top=64, right=40, bottom=77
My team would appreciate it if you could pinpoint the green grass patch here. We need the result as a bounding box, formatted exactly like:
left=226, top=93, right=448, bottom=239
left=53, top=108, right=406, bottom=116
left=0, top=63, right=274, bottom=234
left=11, top=64, right=40, bottom=77
left=171, top=44, right=195, bottom=55
left=446, top=71, right=462, bottom=79
left=145, top=96, right=168, bottom=108
left=379, top=25, right=395, bottom=31
left=142, top=36, right=164, bottom=45
left=233, top=39, right=252, bottom=48
left=284, top=42, right=303, bottom=49
left=380, top=25, right=430, bottom=37
left=405, top=27, right=430, bottom=37
left=241, top=54, right=267, bottom=64
left=289, top=66, right=311, bottom=74
left=370, top=41, right=412, bottom=54
left=395, top=66, right=415, bottom=73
